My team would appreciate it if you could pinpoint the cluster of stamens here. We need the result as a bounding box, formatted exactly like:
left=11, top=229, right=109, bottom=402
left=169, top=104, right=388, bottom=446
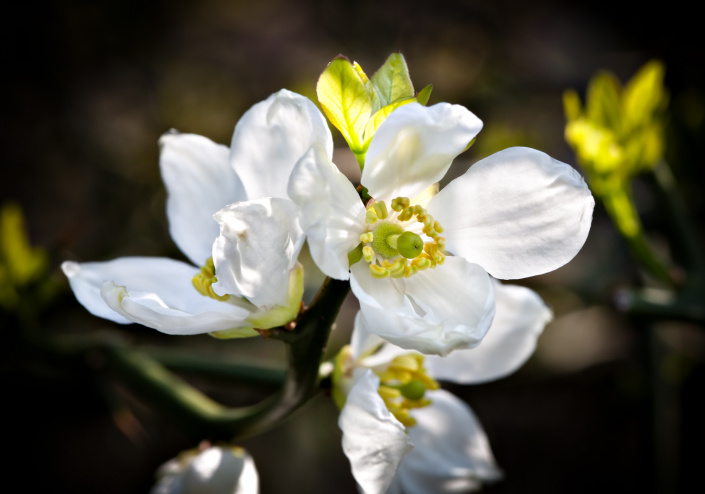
left=192, top=257, right=230, bottom=301
left=360, top=196, right=446, bottom=279
left=376, top=353, right=440, bottom=427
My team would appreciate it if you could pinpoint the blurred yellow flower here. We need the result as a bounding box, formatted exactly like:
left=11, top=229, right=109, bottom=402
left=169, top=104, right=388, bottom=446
left=564, top=60, right=668, bottom=196
left=0, top=202, right=47, bottom=310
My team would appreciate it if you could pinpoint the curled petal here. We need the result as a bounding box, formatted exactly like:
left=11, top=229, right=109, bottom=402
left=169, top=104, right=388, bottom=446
left=159, top=131, right=245, bottom=266
left=339, top=369, right=413, bottom=494
left=391, top=390, right=502, bottom=494
left=288, top=144, right=367, bottom=280
left=427, top=281, right=552, bottom=384
left=62, top=258, right=253, bottom=335
left=428, top=147, right=595, bottom=279
left=230, top=89, right=333, bottom=201
left=362, top=102, right=482, bottom=204
left=211, top=197, right=304, bottom=308
left=350, top=257, right=495, bottom=356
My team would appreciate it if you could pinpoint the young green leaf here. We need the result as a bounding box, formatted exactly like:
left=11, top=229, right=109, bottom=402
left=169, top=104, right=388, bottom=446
left=317, top=57, right=374, bottom=155
left=371, top=53, right=415, bottom=107
left=416, top=84, right=433, bottom=106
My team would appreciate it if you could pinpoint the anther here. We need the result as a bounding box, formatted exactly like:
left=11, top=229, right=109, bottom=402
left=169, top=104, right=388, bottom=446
left=362, top=246, right=375, bottom=263
left=360, top=232, right=373, bottom=243
left=369, top=264, right=390, bottom=278
left=372, top=202, right=388, bottom=220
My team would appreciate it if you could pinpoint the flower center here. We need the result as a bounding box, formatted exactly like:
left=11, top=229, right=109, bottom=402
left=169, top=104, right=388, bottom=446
left=358, top=196, right=446, bottom=279
left=376, top=353, right=440, bottom=427
left=192, top=257, right=230, bottom=302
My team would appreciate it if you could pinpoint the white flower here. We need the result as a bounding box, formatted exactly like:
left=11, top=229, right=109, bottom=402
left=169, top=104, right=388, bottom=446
left=337, top=280, right=552, bottom=494
left=289, top=102, right=593, bottom=355
left=151, top=445, right=259, bottom=494
left=63, top=90, right=333, bottom=336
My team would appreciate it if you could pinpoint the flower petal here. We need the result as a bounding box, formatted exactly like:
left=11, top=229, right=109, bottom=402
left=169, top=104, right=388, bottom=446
left=339, top=369, right=413, bottom=494
left=428, top=147, right=595, bottom=279
left=151, top=446, right=259, bottom=494
left=392, top=390, right=502, bottom=494
left=211, top=197, right=304, bottom=308
left=288, top=144, right=367, bottom=280
left=62, top=257, right=252, bottom=334
left=427, top=281, right=552, bottom=384
left=230, top=89, right=333, bottom=201
left=159, top=131, right=245, bottom=266
left=350, top=257, right=495, bottom=356
left=361, top=102, right=482, bottom=204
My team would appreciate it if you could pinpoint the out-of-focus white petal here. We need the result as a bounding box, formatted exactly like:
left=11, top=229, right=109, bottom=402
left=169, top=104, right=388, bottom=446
left=62, top=257, right=252, bottom=334
left=351, top=311, right=410, bottom=369
left=288, top=145, right=366, bottom=280
left=211, top=197, right=304, bottom=308
left=151, top=446, right=259, bottom=494
left=350, top=257, right=495, bottom=356
left=159, top=132, right=244, bottom=266
left=339, top=369, right=413, bottom=494
left=427, top=281, right=552, bottom=384
left=350, top=311, right=386, bottom=361
left=428, top=147, right=594, bottom=280
left=362, top=103, right=482, bottom=204
left=230, top=89, right=333, bottom=201
left=393, top=390, right=502, bottom=494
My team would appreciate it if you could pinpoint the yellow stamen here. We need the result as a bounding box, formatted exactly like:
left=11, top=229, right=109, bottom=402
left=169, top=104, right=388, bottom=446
left=192, top=258, right=229, bottom=301
left=359, top=196, right=448, bottom=281
left=375, top=353, right=440, bottom=428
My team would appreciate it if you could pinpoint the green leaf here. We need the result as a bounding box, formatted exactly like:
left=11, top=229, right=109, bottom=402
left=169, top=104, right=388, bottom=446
left=354, top=61, right=383, bottom=113
left=371, top=53, right=415, bottom=107
left=317, top=57, right=374, bottom=154
left=416, top=84, right=433, bottom=106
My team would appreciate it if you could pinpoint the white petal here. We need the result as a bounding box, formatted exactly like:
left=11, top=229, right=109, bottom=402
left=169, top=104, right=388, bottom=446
left=152, top=446, right=259, bottom=494
left=62, top=257, right=252, bottom=335
left=211, top=197, right=304, bottom=308
left=428, top=147, right=595, bottom=280
left=288, top=145, right=367, bottom=280
left=350, top=311, right=387, bottom=362
left=351, top=311, right=411, bottom=369
left=230, top=89, right=333, bottom=201
left=63, top=260, right=131, bottom=324
left=159, top=131, right=245, bottom=266
left=395, top=390, right=502, bottom=494
left=350, top=257, right=495, bottom=356
left=427, top=281, right=552, bottom=384
left=339, top=369, right=414, bottom=494
left=362, top=103, right=482, bottom=204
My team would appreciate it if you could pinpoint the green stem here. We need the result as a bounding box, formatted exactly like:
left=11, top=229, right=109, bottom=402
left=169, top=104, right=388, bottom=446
left=146, top=347, right=286, bottom=386
left=617, top=288, right=705, bottom=325
left=649, top=162, right=705, bottom=281
left=106, top=277, right=350, bottom=440
left=602, top=186, right=673, bottom=286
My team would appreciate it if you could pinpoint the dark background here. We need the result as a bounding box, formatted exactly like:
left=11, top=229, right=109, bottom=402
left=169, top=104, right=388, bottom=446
left=2, top=0, right=704, bottom=492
